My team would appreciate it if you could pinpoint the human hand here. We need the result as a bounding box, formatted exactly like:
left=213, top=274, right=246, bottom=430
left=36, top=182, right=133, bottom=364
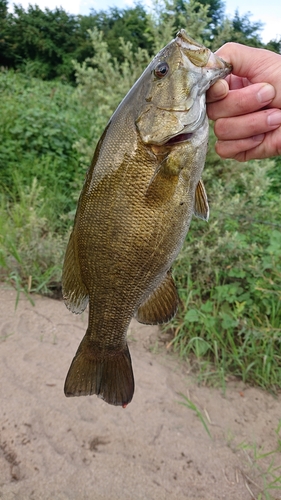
left=207, top=43, right=281, bottom=161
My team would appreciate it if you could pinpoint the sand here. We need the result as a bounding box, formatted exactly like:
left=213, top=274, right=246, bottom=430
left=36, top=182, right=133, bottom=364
left=0, top=285, right=280, bottom=499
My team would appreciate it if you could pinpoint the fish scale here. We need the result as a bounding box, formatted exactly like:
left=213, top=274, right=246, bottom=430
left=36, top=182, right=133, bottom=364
left=62, top=30, right=232, bottom=406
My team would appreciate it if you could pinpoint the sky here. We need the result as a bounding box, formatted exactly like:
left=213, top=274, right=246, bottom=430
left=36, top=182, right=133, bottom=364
left=8, top=0, right=281, bottom=44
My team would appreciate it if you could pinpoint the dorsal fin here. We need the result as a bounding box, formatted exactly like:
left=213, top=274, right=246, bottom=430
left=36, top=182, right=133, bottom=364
left=194, top=178, right=209, bottom=221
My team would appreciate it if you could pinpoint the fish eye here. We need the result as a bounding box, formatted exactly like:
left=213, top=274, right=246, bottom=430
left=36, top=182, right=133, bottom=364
left=154, top=61, right=169, bottom=79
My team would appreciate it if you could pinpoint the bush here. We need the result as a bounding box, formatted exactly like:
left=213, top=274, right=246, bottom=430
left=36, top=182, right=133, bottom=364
left=169, top=151, right=281, bottom=390
left=0, top=178, right=68, bottom=295
left=0, top=24, right=280, bottom=391
left=0, top=70, right=93, bottom=218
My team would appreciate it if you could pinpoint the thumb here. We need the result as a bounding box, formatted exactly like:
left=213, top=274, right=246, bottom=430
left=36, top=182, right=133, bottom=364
left=215, top=43, right=269, bottom=83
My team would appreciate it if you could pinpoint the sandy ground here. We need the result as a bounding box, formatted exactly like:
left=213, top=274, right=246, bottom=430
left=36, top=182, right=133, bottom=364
left=0, top=284, right=280, bottom=500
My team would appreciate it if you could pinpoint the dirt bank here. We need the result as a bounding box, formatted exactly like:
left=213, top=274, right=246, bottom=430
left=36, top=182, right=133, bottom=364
left=0, top=285, right=280, bottom=499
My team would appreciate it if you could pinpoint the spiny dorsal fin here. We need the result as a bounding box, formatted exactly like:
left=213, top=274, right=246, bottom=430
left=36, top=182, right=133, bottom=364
left=62, top=231, right=89, bottom=314
left=194, top=178, right=209, bottom=221
left=135, top=271, right=179, bottom=325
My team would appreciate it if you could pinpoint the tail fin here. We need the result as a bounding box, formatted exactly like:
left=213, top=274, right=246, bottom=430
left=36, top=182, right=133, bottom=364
left=64, top=335, right=134, bottom=407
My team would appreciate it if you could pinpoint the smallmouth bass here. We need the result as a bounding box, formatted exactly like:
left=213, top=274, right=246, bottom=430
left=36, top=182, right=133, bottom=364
left=62, top=30, right=231, bottom=406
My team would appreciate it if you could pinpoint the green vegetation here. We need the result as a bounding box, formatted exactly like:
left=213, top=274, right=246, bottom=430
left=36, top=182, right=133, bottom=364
left=0, top=0, right=280, bottom=390
left=236, top=421, right=281, bottom=499
left=1, top=0, right=280, bottom=81
left=169, top=149, right=281, bottom=391
left=179, top=393, right=212, bottom=438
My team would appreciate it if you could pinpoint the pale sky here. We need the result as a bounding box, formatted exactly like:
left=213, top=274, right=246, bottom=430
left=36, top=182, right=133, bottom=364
left=8, top=0, right=281, bottom=43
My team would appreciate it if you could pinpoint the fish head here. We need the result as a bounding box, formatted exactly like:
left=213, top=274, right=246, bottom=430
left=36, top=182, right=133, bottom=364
left=136, top=29, right=232, bottom=145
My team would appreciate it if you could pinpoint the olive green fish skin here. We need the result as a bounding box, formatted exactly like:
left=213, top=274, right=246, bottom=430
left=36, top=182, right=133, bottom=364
left=62, top=30, right=232, bottom=406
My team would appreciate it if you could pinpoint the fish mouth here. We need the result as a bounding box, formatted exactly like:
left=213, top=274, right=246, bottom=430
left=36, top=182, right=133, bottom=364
left=164, top=132, right=193, bottom=146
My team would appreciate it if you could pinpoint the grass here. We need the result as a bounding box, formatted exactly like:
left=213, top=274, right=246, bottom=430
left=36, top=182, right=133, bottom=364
left=0, top=69, right=280, bottom=393
left=178, top=393, right=212, bottom=438
left=167, top=156, right=281, bottom=392
left=0, top=177, right=67, bottom=297
left=179, top=389, right=281, bottom=499
left=236, top=420, right=281, bottom=500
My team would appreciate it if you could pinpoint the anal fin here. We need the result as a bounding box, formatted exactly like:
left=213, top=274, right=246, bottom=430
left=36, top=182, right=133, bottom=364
left=194, top=178, right=209, bottom=221
left=62, top=231, right=89, bottom=314
left=136, top=270, right=179, bottom=325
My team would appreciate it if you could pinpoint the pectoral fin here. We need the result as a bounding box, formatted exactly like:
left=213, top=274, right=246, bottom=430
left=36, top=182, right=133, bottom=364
left=62, top=231, right=89, bottom=314
left=136, top=271, right=179, bottom=325
left=194, top=179, right=209, bottom=221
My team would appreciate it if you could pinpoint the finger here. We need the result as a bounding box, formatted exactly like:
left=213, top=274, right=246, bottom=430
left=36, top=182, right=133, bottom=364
left=214, top=43, right=281, bottom=109
left=214, top=108, right=281, bottom=141
left=215, top=43, right=269, bottom=81
left=206, top=75, right=252, bottom=104
left=215, top=135, right=265, bottom=160
left=206, top=79, right=229, bottom=103
left=227, top=74, right=251, bottom=90
left=215, top=127, right=281, bottom=161
left=207, top=83, right=276, bottom=120
left=241, top=127, right=281, bottom=160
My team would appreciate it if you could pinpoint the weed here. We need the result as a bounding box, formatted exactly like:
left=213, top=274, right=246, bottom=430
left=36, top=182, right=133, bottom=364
left=0, top=177, right=67, bottom=296
left=0, top=331, right=15, bottom=342
left=237, top=420, right=281, bottom=500
left=0, top=44, right=280, bottom=391
left=178, top=393, right=212, bottom=439
left=169, top=158, right=281, bottom=391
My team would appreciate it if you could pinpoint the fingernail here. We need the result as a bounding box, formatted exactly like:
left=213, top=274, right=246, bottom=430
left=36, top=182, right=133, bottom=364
left=257, top=84, right=275, bottom=103
left=267, top=110, right=281, bottom=126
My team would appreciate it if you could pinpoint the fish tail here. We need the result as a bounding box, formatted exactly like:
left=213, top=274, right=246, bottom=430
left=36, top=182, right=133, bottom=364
left=64, top=332, right=134, bottom=407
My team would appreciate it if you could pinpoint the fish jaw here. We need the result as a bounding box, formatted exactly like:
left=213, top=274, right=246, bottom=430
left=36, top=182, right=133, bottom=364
left=136, top=31, right=232, bottom=146
left=175, top=29, right=232, bottom=94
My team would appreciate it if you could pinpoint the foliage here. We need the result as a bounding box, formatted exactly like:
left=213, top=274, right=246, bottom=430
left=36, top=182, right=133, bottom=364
left=73, top=28, right=151, bottom=166
left=168, top=150, right=281, bottom=390
left=0, top=178, right=68, bottom=295
left=1, top=2, right=81, bottom=80
left=146, top=0, right=212, bottom=49
left=0, top=1, right=280, bottom=392
left=0, top=1, right=152, bottom=81
left=0, top=70, right=93, bottom=220
left=87, top=4, right=152, bottom=61
left=229, top=9, right=264, bottom=47
left=236, top=421, right=281, bottom=499
left=265, top=38, right=281, bottom=54
left=1, top=0, right=280, bottom=82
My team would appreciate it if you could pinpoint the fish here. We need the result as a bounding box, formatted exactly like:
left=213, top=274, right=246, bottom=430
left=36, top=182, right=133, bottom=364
left=62, top=30, right=232, bottom=407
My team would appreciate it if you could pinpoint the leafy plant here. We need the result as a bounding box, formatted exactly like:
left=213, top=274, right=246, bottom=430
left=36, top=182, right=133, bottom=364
left=0, top=5, right=280, bottom=392
left=0, top=177, right=68, bottom=295
left=168, top=155, right=281, bottom=390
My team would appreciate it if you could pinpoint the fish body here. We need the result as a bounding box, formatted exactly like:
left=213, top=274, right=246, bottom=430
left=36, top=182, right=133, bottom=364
left=62, top=30, right=231, bottom=406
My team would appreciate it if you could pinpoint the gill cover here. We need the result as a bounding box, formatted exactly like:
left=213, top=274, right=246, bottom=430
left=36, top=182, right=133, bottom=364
left=136, top=29, right=231, bottom=145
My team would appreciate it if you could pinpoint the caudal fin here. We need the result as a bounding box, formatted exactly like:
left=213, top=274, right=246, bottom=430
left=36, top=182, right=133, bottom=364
left=64, top=336, right=134, bottom=407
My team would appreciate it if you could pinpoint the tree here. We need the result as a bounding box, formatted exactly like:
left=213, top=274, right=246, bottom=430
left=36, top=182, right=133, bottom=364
left=197, top=0, right=225, bottom=29
left=0, top=0, right=271, bottom=82
left=265, top=37, right=281, bottom=55
left=230, top=9, right=264, bottom=47
left=89, top=4, right=152, bottom=61
left=0, top=0, right=12, bottom=66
